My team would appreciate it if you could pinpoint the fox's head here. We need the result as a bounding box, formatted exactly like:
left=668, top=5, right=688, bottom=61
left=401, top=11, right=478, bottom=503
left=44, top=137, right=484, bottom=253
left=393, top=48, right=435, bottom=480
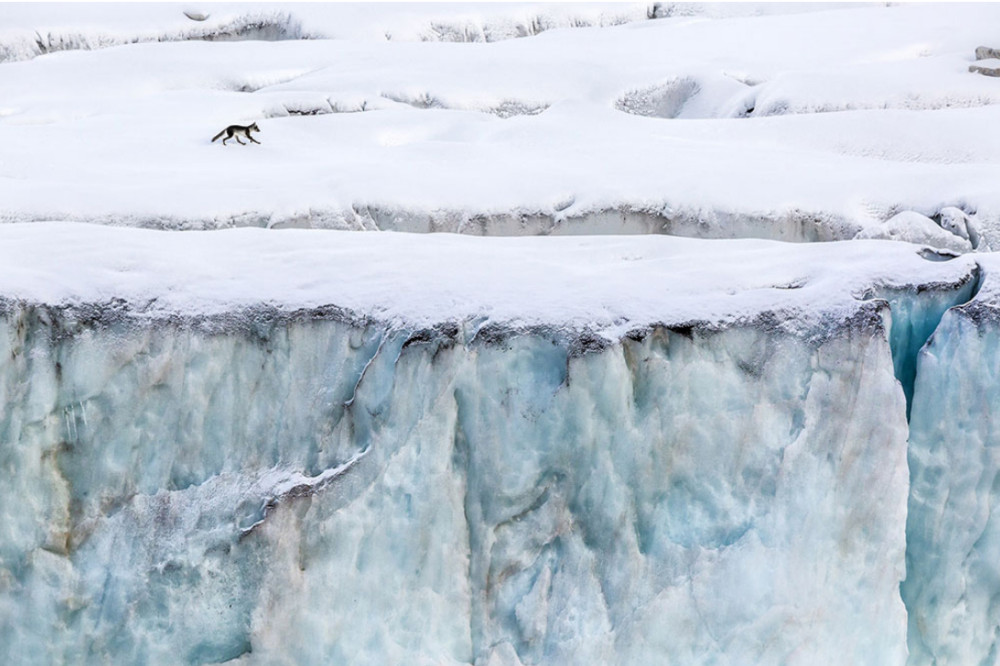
left=249, top=122, right=260, bottom=132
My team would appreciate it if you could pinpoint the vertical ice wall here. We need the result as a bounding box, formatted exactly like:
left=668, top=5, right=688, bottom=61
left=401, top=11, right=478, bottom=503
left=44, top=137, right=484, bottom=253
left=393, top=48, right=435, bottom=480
left=904, top=289, right=1000, bottom=665
left=0, top=298, right=917, bottom=665
left=456, top=317, right=908, bottom=666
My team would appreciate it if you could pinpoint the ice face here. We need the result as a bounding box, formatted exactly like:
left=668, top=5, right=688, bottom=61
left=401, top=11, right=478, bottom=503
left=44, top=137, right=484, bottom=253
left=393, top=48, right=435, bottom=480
left=462, top=320, right=913, bottom=666
left=903, top=283, right=1000, bottom=665
left=0, top=299, right=915, bottom=665
left=0, top=221, right=989, bottom=665
left=0, top=219, right=989, bottom=665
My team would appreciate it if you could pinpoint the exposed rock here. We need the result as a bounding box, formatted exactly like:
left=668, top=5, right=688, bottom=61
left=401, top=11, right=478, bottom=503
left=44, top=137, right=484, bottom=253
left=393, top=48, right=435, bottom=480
left=975, top=45, right=1000, bottom=60
left=969, top=58, right=1000, bottom=77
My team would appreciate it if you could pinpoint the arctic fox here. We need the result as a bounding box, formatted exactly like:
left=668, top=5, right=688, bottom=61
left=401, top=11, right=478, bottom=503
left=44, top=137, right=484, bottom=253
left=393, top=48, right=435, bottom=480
left=211, top=123, right=261, bottom=145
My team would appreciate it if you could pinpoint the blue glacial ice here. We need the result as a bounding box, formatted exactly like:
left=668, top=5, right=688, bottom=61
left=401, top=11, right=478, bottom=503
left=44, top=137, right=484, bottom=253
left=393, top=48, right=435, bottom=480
left=903, top=258, right=1000, bottom=665
left=0, top=281, right=968, bottom=666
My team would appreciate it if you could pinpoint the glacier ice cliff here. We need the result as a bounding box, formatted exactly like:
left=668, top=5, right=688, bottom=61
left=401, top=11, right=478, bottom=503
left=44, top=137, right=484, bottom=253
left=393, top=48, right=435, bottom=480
left=0, top=281, right=980, bottom=665
left=0, top=226, right=991, bottom=665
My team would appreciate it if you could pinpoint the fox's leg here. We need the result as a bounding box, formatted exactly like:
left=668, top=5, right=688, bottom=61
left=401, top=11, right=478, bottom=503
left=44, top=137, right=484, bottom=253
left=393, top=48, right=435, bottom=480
left=235, top=135, right=246, bottom=145
left=222, top=136, right=229, bottom=145
left=247, top=134, right=260, bottom=144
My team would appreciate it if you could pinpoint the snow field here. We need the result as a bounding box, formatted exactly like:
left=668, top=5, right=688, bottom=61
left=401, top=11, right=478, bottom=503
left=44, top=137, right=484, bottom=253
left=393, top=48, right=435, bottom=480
left=0, top=3, right=1000, bottom=241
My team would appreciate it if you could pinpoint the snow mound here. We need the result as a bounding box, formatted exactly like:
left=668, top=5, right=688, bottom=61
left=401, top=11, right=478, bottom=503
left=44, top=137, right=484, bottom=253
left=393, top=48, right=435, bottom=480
left=616, top=77, right=701, bottom=119
left=856, top=211, right=975, bottom=253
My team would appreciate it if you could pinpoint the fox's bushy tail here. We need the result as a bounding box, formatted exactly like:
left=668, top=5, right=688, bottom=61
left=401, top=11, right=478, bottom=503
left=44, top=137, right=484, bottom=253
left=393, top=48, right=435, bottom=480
left=211, top=130, right=226, bottom=142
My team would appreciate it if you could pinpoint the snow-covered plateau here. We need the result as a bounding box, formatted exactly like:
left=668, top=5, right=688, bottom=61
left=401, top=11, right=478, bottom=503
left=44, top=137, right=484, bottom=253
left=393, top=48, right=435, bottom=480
left=3, top=3, right=1000, bottom=666
left=0, top=2, right=1000, bottom=243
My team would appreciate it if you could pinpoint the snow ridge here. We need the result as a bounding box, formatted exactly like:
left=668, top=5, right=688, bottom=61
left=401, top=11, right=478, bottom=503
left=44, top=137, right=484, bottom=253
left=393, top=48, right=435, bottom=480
left=0, top=11, right=305, bottom=63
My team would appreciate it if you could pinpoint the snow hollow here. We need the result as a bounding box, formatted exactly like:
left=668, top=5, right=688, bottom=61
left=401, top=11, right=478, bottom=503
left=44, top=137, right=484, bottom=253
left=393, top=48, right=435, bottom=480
left=2, top=3, right=1000, bottom=665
